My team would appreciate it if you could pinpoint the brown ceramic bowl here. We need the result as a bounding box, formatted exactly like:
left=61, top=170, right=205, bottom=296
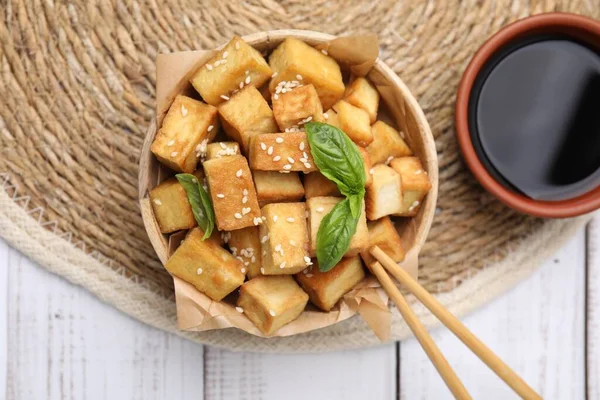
left=456, top=13, right=600, bottom=218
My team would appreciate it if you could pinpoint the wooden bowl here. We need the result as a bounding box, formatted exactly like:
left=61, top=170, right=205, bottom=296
left=138, top=30, right=438, bottom=333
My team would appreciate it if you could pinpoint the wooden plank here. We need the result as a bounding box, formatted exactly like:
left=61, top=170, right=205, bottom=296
left=588, top=217, right=599, bottom=400
left=399, top=228, right=586, bottom=400
left=2, top=243, right=204, bottom=400
left=0, top=240, right=8, bottom=399
left=204, top=344, right=397, bottom=400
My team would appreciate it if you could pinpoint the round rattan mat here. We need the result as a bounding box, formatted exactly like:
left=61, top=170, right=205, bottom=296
left=0, top=1, right=597, bottom=352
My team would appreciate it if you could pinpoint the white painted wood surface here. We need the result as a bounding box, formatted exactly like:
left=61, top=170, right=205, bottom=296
left=0, top=218, right=596, bottom=400
left=588, top=218, right=599, bottom=400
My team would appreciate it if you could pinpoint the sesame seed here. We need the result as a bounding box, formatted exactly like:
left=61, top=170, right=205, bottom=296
left=267, top=146, right=273, bottom=155
left=279, top=262, right=286, bottom=269
left=206, top=64, right=213, bottom=71
left=235, top=42, right=241, bottom=50
left=153, top=199, right=162, bottom=206
left=260, top=142, right=267, bottom=150
left=230, top=247, right=238, bottom=255
left=171, top=151, right=178, bottom=157
left=260, top=267, right=265, bottom=274
left=323, top=112, right=329, bottom=119
left=181, top=105, right=188, bottom=117
left=283, top=164, right=292, bottom=170
left=289, top=240, right=296, bottom=246
left=236, top=169, right=243, bottom=178
left=242, top=207, right=251, bottom=215
left=191, top=177, right=198, bottom=184
left=304, top=163, right=311, bottom=169
left=219, top=142, right=227, bottom=149
left=279, top=170, right=291, bottom=174
left=273, top=155, right=281, bottom=162
left=243, top=189, right=248, bottom=195
left=287, top=157, right=295, bottom=163
left=241, top=267, right=246, bottom=273
left=236, top=306, right=244, bottom=313
left=299, top=142, right=305, bottom=151
left=304, top=256, right=311, bottom=263
left=167, top=139, right=175, bottom=147
left=385, top=156, right=394, bottom=165
left=299, top=158, right=307, bottom=163
left=273, top=215, right=278, bottom=222
left=216, top=193, right=225, bottom=198
left=272, top=72, right=278, bottom=78
left=196, top=268, right=203, bottom=275
left=316, top=207, right=324, bottom=213
left=245, top=75, right=251, bottom=84
left=303, top=152, right=309, bottom=159
left=296, top=74, right=303, bottom=80
left=261, top=235, right=269, bottom=243
left=400, top=131, right=406, bottom=139
left=306, top=274, right=313, bottom=278
left=220, top=95, right=230, bottom=101
left=242, top=196, right=248, bottom=204
left=239, top=81, right=244, bottom=89
left=321, top=49, right=328, bottom=55
left=222, top=51, right=228, bottom=58
left=234, top=213, right=242, bottom=219
left=245, top=70, right=249, bottom=75
left=415, top=170, right=423, bottom=175
left=269, top=309, right=276, bottom=316
left=274, top=243, right=282, bottom=251
left=253, top=217, right=261, bottom=225
left=236, top=256, right=244, bottom=263
left=275, top=137, right=284, bottom=143
left=286, top=217, right=295, bottom=222
left=208, top=125, right=214, bottom=132
left=273, top=94, right=279, bottom=100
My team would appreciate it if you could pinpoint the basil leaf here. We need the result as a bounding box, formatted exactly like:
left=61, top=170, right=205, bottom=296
left=305, top=122, right=366, bottom=196
left=316, top=198, right=359, bottom=272
left=176, top=173, right=215, bottom=240
left=348, top=193, right=364, bottom=219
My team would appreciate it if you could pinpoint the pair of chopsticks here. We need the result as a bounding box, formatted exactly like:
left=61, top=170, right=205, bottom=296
left=369, top=246, right=542, bottom=400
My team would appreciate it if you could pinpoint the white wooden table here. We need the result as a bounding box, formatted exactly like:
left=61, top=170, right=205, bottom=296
left=1, top=218, right=598, bottom=399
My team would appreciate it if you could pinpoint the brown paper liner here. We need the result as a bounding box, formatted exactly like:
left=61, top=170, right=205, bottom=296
left=150, top=32, right=427, bottom=339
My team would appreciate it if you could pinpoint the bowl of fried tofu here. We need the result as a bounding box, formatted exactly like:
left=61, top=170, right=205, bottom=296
left=139, top=30, right=438, bottom=337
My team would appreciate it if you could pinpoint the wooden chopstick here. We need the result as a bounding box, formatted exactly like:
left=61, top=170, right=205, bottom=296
left=370, top=246, right=542, bottom=400
left=370, top=261, right=472, bottom=399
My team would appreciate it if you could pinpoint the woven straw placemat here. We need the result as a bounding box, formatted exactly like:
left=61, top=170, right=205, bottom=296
left=0, top=1, right=597, bottom=352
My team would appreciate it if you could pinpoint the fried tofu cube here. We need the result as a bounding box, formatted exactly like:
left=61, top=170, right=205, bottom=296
left=360, top=217, right=405, bottom=269
left=218, top=86, right=279, bottom=152
left=253, top=171, right=304, bottom=206
left=366, top=121, right=412, bottom=165
left=323, top=109, right=340, bottom=129
left=228, top=226, right=262, bottom=279
left=203, top=155, right=261, bottom=230
left=237, top=275, right=308, bottom=335
left=303, top=172, right=341, bottom=199
left=358, top=147, right=373, bottom=188
left=151, top=95, right=218, bottom=172
left=365, top=165, right=403, bottom=220
left=248, top=132, right=317, bottom=173
left=333, top=100, right=373, bottom=146
left=389, top=157, right=432, bottom=216
left=205, top=141, right=240, bottom=160
left=296, top=256, right=365, bottom=311
left=307, top=197, right=369, bottom=257
left=272, top=84, right=325, bottom=131
left=149, top=177, right=196, bottom=233
left=269, top=38, right=345, bottom=110
left=344, top=77, right=380, bottom=123
left=259, top=203, right=310, bottom=275
left=190, top=35, right=273, bottom=106
left=165, top=228, right=245, bottom=301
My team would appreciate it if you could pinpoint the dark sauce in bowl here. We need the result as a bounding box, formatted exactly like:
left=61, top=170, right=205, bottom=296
left=468, top=35, right=600, bottom=201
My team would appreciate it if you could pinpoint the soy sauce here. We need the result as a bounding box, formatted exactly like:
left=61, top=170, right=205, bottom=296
left=468, top=35, right=600, bottom=201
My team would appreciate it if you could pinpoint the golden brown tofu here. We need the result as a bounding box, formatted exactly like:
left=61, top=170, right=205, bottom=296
left=190, top=35, right=273, bottom=106
left=333, top=100, right=373, bottom=146
left=358, top=147, right=373, bottom=188
left=228, top=226, right=262, bottom=279
left=360, top=217, right=405, bottom=269
left=296, top=256, right=365, bottom=311
left=253, top=171, right=305, bottom=206
left=366, top=165, right=403, bottom=220
left=248, top=132, right=317, bottom=173
left=149, top=177, right=196, bottom=234
left=165, top=228, right=245, bottom=301
left=205, top=141, right=240, bottom=160
left=203, top=155, right=261, bottom=230
left=237, top=275, right=309, bottom=335
left=151, top=95, right=219, bottom=173
left=272, top=84, right=325, bottom=131
left=366, top=121, right=413, bottom=165
left=389, top=157, right=432, bottom=216
left=303, top=172, right=341, bottom=199
left=307, top=197, right=369, bottom=257
left=259, top=203, right=310, bottom=275
left=269, top=38, right=345, bottom=110
left=217, top=86, right=279, bottom=152
left=344, top=77, right=380, bottom=123
left=323, top=108, right=340, bottom=129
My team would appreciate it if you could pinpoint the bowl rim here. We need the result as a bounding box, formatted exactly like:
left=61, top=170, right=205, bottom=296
left=455, top=12, right=600, bottom=218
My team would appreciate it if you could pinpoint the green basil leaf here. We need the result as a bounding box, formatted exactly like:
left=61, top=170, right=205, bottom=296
left=348, top=192, right=364, bottom=219
left=176, top=173, right=215, bottom=240
left=305, top=122, right=366, bottom=196
left=316, top=198, right=360, bottom=272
